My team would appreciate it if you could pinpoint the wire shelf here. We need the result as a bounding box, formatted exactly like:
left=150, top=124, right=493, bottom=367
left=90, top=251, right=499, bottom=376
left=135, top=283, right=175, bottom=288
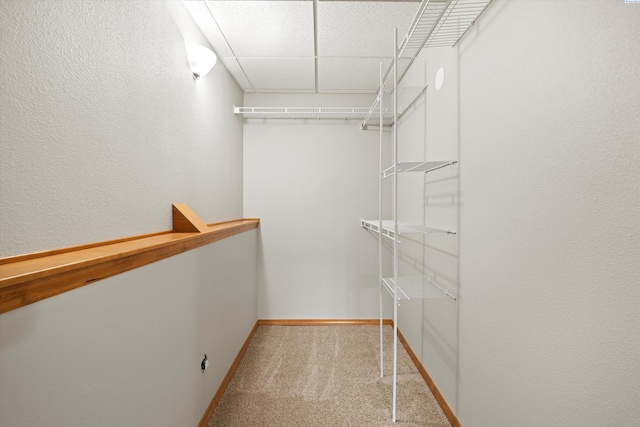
left=360, top=85, right=428, bottom=128
left=382, top=276, right=456, bottom=301
left=382, top=160, right=456, bottom=179
left=361, top=0, right=494, bottom=129
left=426, top=0, right=494, bottom=47
left=234, top=106, right=390, bottom=121
left=360, top=219, right=456, bottom=236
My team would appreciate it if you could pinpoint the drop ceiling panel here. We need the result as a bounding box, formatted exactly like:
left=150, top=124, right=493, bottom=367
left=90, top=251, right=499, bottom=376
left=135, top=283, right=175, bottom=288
left=204, top=0, right=315, bottom=57
left=317, top=2, right=419, bottom=57
left=318, top=57, right=414, bottom=92
left=239, top=57, right=315, bottom=91
left=183, top=1, right=234, bottom=58
left=318, top=57, right=391, bottom=92
left=183, top=0, right=461, bottom=93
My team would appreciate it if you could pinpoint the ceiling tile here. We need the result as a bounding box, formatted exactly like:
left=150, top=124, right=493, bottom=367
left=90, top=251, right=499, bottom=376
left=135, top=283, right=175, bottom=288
left=318, top=57, right=391, bottom=92
left=184, top=0, right=425, bottom=93
left=183, top=1, right=234, bottom=58
left=238, top=57, right=315, bottom=91
left=318, top=57, right=414, bottom=92
left=317, top=2, right=419, bottom=57
left=204, top=1, right=314, bottom=57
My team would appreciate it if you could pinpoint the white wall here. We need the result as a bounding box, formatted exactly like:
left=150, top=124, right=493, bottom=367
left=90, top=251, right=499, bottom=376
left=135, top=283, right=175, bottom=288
left=0, top=0, right=243, bottom=258
left=392, top=44, right=462, bottom=417
left=0, top=2, right=255, bottom=426
left=395, top=0, right=640, bottom=425
left=0, top=230, right=257, bottom=427
left=243, top=93, right=390, bottom=319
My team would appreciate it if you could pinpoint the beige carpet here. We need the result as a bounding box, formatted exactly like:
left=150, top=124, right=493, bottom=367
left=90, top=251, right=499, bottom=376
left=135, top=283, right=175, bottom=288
left=207, top=325, right=451, bottom=426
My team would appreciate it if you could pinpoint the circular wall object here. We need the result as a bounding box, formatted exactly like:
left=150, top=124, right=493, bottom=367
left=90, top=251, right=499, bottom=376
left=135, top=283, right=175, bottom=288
left=435, top=67, right=445, bottom=91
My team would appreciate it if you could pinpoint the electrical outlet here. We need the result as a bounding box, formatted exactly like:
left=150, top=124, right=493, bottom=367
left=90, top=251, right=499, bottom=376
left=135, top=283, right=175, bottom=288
left=201, top=354, right=209, bottom=374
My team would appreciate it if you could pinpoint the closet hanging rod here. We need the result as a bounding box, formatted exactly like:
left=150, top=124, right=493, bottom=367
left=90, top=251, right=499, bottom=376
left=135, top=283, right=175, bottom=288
left=234, top=106, right=392, bottom=121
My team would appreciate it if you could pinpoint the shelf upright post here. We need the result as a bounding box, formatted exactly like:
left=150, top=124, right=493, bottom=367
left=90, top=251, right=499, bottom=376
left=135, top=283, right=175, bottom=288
left=392, top=27, right=399, bottom=424
left=378, top=62, right=384, bottom=379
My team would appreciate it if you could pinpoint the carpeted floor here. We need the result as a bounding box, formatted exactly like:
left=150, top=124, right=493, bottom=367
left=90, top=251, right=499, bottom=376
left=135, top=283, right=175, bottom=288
left=207, top=325, right=451, bottom=426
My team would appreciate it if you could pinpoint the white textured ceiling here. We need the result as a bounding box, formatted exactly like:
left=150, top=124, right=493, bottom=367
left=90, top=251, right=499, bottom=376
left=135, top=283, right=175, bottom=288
left=184, top=0, right=420, bottom=93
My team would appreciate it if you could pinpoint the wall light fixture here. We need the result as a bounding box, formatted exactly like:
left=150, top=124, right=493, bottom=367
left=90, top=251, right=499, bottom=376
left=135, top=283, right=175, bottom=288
left=185, top=43, right=217, bottom=80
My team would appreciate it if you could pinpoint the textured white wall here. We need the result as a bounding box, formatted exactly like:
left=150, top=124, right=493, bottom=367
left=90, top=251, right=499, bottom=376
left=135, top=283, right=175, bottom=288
left=243, top=93, right=389, bottom=319
left=392, top=44, right=462, bottom=416
left=384, top=1, right=640, bottom=426
left=0, top=230, right=258, bottom=427
left=0, top=2, right=254, bottom=426
left=395, top=0, right=640, bottom=426
left=456, top=1, right=640, bottom=425
left=0, top=1, right=243, bottom=258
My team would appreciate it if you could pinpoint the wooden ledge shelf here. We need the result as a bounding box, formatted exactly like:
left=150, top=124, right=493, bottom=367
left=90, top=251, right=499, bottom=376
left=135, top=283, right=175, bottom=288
left=0, top=204, right=259, bottom=314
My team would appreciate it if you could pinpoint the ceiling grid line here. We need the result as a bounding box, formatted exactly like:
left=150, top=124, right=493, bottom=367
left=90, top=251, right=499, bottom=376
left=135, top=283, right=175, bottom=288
left=313, top=0, right=320, bottom=93
left=202, top=0, right=255, bottom=91
left=186, top=0, right=418, bottom=93
left=185, top=0, right=493, bottom=95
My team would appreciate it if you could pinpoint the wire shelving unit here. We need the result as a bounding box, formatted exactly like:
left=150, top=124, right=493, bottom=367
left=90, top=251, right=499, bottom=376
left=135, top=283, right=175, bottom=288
left=363, top=35, right=458, bottom=422
left=361, top=0, right=494, bottom=129
left=359, top=1, right=494, bottom=423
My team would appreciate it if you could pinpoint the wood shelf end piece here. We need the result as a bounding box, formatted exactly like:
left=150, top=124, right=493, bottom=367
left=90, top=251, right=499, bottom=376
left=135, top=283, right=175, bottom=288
left=172, top=204, right=209, bottom=233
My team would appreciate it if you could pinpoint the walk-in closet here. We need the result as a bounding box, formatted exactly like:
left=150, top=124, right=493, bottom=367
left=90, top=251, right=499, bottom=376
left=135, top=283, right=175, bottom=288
left=1, top=1, right=638, bottom=426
